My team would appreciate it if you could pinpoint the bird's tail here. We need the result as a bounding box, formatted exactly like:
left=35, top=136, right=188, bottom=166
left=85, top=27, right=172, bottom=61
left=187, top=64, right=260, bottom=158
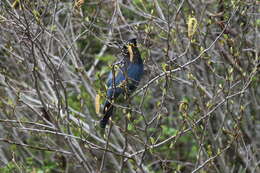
left=100, top=100, right=114, bottom=128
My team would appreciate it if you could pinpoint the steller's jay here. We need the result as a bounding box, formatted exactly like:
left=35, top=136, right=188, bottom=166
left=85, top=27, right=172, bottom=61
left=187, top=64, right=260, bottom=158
left=100, top=38, right=144, bottom=128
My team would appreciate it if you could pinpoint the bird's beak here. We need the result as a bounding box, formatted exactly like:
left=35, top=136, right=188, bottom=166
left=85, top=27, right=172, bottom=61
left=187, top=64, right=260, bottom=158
left=127, top=45, right=134, bottom=62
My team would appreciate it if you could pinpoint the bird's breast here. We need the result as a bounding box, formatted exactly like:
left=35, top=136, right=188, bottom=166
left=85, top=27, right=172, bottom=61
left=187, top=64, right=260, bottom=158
left=127, top=63, right=144, bottom=82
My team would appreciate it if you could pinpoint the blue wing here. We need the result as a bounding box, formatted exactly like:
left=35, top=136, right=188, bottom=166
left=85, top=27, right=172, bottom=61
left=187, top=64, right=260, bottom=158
left=106, top=62, right=144, bottom=99
left=106, top=71, right=125, bottom=99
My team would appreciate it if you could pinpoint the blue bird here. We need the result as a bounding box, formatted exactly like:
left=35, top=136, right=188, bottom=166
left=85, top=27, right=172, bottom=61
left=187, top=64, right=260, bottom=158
left=100, top=38, right=144, bottom=128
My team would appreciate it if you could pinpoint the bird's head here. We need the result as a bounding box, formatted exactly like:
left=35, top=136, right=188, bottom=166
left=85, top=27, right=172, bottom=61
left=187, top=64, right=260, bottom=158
left=125, top=38, right=137, bottom=47
left=122, top=38, right=140, bottom=62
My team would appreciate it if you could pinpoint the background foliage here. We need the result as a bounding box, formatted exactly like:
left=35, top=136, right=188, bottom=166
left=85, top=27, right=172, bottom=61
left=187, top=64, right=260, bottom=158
left=0, top=0, right=259, bottom=172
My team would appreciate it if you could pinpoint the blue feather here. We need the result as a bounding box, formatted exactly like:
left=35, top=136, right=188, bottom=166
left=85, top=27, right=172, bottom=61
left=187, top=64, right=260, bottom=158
left=100, top=39, right=144, bottom=128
